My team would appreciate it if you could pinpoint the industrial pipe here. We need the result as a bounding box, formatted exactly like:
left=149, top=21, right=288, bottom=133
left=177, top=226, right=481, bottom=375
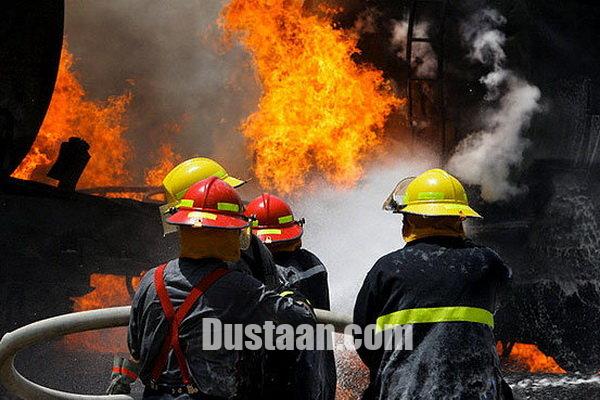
left=0, top=306, right=352, bottom=400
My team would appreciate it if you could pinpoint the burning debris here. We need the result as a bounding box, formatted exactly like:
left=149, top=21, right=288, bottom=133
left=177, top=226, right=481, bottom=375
left=498, top=342, right=565, bottom=374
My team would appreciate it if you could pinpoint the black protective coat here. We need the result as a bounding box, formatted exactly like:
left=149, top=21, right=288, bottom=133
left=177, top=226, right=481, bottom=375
left=237, top=234, right=281, bottom=289
left=274, top=248, right=331, bottom=310
left=128, top=258, right=315, bottom=399
left=353, top=237, right=513, bottom=400
left=262, top=249, right=336, bottom=400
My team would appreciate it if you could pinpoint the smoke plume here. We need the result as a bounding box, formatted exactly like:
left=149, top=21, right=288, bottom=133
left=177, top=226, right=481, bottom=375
left=447, top=8, right=541, bottom=202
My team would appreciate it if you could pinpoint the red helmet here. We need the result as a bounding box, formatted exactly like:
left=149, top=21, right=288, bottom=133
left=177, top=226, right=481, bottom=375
left=245, top=193, right=303, bottom=243
left=167, top=176, right=249, bottom=229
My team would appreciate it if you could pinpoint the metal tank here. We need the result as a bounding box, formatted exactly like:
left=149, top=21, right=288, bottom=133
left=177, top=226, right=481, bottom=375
left=0, top=2, right=64, bottom=178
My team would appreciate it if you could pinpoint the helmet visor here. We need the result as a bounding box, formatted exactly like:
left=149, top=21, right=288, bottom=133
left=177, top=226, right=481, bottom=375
left=159, top=203, right=179, bottom=236
left=382, top=177, right=415, bottom=213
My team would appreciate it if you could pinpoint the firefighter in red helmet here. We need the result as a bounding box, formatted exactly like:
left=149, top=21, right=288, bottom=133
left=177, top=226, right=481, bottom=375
left=118, top=178, right=314, bottom=399
left=160, top=157, right=280, bottom=289
left=245, top=193, right=336, bottom=400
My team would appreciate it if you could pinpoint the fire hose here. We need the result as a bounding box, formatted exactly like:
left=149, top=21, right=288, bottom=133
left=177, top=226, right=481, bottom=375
left=0, top=307, right=352, bottom=400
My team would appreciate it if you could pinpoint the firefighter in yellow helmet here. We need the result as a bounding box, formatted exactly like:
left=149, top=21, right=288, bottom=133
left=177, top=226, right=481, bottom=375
left=354, top=169, right=513, bottom=400
left=160, top=157, right=280, bottom=288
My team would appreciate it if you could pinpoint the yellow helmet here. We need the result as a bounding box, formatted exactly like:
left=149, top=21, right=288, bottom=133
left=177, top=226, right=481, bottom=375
left=162, top=157, right=246, bottom=204
left=383, top=169, right=482, bottom=218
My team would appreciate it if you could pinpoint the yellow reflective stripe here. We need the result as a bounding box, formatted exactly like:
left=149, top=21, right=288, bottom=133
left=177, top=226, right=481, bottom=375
left=279, top=290, right=294, bottom=297
left=278, top=215, right=294, bottom=224
left=217, top=202, right=240, bottom=212
left=256, top=228, right=282, bottom=235
left=187, top=211, right=218, bottom=220
left=417, top=191, right=445, bottom=200
left=178, top=199, right=194, bottom=208
left=375, top=306, right=494, bottom=333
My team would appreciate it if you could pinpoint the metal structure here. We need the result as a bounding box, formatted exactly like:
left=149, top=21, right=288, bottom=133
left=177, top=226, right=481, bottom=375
left=0, top=307, right=353, bottom=400
left=574, top=78, right=600, bottom=168
left=0, top=2, right=64, bottom=178
left=406, top=0, right=449, bottom=158
left=78, top=186, right=163, bottom=202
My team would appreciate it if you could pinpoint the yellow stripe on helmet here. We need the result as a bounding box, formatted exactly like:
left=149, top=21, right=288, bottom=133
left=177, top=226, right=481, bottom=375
left=278, top=215, right=294, bottom=224
left=187, top=211, right=218, bottom=220
left=217, top=202, right=240, bottom=212
left=178, top=199, right=194, bottom=208
left=256, top=229, right=282, bottom=235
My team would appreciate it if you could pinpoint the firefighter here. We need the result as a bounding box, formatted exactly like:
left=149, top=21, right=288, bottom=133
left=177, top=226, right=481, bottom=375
left=245, top=193, right=330, bottom=309
left=245, top=193, right=336, bottom=400
left=121, top=177, right=315, bottom=399
left=354, top=169, right=513, bottom=400
left=161, top=157, right=279, bottom=288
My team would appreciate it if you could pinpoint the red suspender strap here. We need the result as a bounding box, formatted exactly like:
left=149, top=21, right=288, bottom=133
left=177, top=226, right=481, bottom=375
left=150, top=263, right=231, bottom=386
left=151, top=263, right=172, bottom=382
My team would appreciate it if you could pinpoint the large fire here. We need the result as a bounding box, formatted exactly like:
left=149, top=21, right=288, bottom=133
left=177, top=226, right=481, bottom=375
left=12, top=41, right=134, bottom=187
left=221, top=0, right=404, bottom=193
left=12, top=40, right=184, bottom=195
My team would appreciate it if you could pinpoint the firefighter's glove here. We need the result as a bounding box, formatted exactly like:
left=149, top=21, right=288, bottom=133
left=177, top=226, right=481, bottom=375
left=106, top=356, right=139, bottom=395
left=279, top=289, right=312, bottom=309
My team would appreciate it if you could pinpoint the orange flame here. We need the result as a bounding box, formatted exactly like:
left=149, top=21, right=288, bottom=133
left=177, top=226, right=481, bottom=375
left=11, top=40, right=133, bottom=188
left=497, top=342, right=566, bottom=374
left=66, top=274, right=141, bottom=353
left=144, top=121, right=186, bottom=187
left=221, top=0, right=404, bottom=193
left=144, top=143, right=182, bottom=187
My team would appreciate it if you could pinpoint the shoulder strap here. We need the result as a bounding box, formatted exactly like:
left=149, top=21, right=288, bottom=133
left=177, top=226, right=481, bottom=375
left=287, top=264, right=327, bottom=285
left=150, top=263, right=231, bottom=385
left=154, top=263, right=174, bottom=321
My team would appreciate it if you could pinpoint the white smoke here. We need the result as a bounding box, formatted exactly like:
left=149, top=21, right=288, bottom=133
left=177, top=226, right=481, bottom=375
left=292, top=156, right=434, bottom=315
left=390, top=18, right=437, bottom=79
left=447, top=9, right=541, bottom=202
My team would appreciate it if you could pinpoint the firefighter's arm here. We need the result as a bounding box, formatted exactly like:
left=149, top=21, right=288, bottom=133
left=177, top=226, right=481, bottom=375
left=106, top=356, right=140, bottom=395
left=488, top=249, right=512, bottom=287
left=353, top=266, right=383, bottom=370
left=106, top=269, right=152, bottom=394
left=238, top=272, right=316, bottom=327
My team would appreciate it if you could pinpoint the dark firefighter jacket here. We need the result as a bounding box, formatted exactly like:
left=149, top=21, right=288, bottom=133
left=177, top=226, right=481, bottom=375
left=263, top=248, right=336, bottom=400
left=129, top=258, right=315, bottom=399
left=237, top=234, right=280, bottom=289
left=274, top=248, right=331, bottom=310
left=353, top=236, right=513, bottom=400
